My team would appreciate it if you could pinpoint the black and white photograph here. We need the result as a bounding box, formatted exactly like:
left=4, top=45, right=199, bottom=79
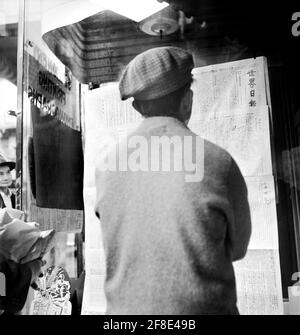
left=0, top=0, right=300, bottom=327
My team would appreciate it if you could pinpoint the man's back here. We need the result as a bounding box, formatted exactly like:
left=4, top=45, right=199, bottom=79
left=95, top=116, right=251, bottom=315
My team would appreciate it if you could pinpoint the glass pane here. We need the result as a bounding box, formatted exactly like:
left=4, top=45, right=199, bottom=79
left=14, top=1, right=300, bottom=316
left=20, top=0, right=85, bottom=315
left=0, top=0, right=18, bottom=205
left=0, top=0, right=18, bottom=316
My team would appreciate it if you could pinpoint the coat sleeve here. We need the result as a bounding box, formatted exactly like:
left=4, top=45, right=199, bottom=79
left=226, top=158, right=252, bottom=261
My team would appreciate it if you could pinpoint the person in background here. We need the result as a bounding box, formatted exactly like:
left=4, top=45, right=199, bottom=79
left=95, top=47, right=251, bottom=315
left=0, top=154, right=16, bottom=209
left=0, top=207, right=47, bottom=315
left=0, top=157, right=47, bottom=315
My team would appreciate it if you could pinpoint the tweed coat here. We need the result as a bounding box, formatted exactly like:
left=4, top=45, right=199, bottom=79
left=95, top=116, right=251, bottom=315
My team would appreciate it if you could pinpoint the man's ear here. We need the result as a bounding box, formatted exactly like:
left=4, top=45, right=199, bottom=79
left=132, top=100, right=138, bottom=111
left=185, top=89, right=193, bottom=109
left=180, top=89, right=193, bottom=122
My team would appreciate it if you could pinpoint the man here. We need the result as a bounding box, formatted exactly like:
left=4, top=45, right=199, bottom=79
left=95, top=46, right=251, bottom=315
left=0, top=154, right=16, bottom=209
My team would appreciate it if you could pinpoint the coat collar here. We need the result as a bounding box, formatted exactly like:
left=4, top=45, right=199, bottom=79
left=136, top=116, right=188, bottom=133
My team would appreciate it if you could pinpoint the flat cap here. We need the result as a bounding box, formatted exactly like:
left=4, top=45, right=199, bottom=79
left=0, top=153, right=15, bottom=171
left=119, top=46, right=194, bottom=101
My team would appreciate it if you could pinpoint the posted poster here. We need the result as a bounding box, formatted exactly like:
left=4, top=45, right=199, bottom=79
left=190, top=57, right=283, bottom=314
left=81, top=84, right=140, bottom=314
left=82, top=57, right=283, bottom=314
left=24, top=20, right=84, bottom=232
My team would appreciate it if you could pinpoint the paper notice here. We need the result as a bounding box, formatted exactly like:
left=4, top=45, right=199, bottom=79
left=81, top=274, right=106, bottom=315
left=29, top=204, right=83, bottom=233
left=191, top=56, right=267, bottom=119
left=189, top=107, right=273, bottom=177
left=99, top=83, right=142, bottom=129
left=81, top=248, right=106, bottom=315
left=245, top=175, right=279, bottom=249
left=234, top=249, right=283, bottom=315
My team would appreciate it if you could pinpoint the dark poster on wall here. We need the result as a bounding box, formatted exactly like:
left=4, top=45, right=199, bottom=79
left=25, top=45, right=83, bottom=233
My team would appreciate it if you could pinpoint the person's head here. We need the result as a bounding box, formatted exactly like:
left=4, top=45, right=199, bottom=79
left=0, top=154, right=15, bottom=189
left=0, top=165, right=12, bottom=189
left=119, top=46, right=194, bottom=124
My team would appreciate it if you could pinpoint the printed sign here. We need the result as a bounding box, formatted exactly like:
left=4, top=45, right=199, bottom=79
left=30, top=266, right=72, bottom=315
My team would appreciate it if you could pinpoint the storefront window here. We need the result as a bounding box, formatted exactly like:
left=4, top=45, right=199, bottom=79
left=0, top=0, right=18, bottom=315
left=1, top=0, right=298, bottom=316
left=19, top=0, right=85, bottom=315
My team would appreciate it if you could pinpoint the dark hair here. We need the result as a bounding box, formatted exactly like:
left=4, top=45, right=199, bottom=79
left=134, top=81, right=192, bottom=118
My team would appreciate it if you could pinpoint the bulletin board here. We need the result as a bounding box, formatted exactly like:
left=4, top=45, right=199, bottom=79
left=81, top=57, right=283, bottom=315
left=22, top=19, right=84, bottom=233
left=189, top=57, right=283, bottom=314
